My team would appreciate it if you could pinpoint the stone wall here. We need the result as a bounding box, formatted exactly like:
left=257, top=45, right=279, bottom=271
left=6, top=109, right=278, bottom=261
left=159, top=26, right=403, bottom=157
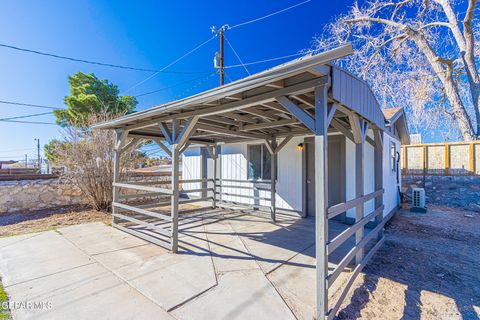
left=0, top=179, right=87, bottom=214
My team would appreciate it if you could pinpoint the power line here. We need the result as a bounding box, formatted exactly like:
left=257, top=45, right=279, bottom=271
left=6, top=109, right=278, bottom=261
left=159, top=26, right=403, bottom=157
left=227, top=0, right=312, bottom=30
left=224, top=52, right=306, bottom=69
left=0, top=43, right=210, bottom=75
left=123, top=35, right=217, bottom=94
left=135, top=73, right=216, bottom=98
left=0, top=100, right=63, bottom=110
left=224, top=35, right=250, bottom=75
left=0, top=111, right=53, bottom=121
left=0, top=119, right=57, bottom=125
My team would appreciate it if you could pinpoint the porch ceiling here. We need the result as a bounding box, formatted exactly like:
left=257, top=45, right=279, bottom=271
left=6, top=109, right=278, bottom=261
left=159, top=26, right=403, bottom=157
left=93, top=44, right=387, bottom=145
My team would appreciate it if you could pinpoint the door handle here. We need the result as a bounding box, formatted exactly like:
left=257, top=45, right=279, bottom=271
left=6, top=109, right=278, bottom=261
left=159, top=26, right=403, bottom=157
left=307, top=179, right=311, bottom=184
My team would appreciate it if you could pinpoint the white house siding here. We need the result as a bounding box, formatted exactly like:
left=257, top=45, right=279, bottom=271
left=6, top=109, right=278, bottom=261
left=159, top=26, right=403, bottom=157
left=182, top=147, right=203, bottom=198
left=345, top=130, right=400, bottom=220
left=345, top=131, right=375, bottom=220
left=383, top=133, right=401, bottom=217
left=218, top=138, right=304, bottom=211
left=182, top=132, right=401, bottom=219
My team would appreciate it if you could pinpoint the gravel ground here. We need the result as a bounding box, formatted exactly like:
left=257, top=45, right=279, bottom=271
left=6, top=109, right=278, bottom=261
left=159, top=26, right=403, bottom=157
left=336, top=204, right=480, bottom=320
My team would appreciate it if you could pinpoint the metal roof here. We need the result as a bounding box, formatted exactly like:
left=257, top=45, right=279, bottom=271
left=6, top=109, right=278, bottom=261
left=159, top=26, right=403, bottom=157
left=93, top=44, right=395, bottom=145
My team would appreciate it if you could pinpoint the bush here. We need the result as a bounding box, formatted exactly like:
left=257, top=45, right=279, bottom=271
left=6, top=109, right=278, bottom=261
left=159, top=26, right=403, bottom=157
left=56, top=112, right=141, bottom=211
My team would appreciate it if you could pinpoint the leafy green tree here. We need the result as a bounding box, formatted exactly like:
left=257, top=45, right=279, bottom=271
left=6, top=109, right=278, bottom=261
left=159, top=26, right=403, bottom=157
left=53, top=72, right=137, bottom=126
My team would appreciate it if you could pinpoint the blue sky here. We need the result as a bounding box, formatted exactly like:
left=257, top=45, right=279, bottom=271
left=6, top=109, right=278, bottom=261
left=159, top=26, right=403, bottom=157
left=0, top=0, right=352, bottom=161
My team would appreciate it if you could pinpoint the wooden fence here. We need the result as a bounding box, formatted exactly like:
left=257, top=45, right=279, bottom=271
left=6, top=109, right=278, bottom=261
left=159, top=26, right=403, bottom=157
left=401, top=141, right=480, bottom=176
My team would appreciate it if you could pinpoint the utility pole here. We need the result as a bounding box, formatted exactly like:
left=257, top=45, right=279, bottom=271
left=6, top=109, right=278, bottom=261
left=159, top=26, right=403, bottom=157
left=219, top=26, right=225, bottom=86
left=35, top=138, right=41, bottom=172
left=212, top=25, right=226, bottom=86
left=25, top=154, right=28, bottom=168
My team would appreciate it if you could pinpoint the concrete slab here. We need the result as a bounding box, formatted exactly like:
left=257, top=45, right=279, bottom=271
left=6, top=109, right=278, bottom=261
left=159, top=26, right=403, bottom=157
left=6, top=262, right=173, bottom=320
left=0, top=231, right=94, bottom=287
left=206, top=222, right=259, bottom=273
left=172, top=270, right=296, bottom=320
left=0, top=232, right=41, bottom=249
left=59, top=222, right=149, bottom=255
left=95, top=228, right=216, bottom=311
left=229, top=217, right=316, bottom=274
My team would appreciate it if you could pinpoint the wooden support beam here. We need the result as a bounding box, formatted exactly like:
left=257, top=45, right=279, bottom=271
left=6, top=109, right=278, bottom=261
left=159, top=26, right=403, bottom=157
left=374, top=129, right=384, bottom=240
left=171, top=144, right=180, bottom=253
left=266, top=79, right=284, bottom=89
left=327, top=103, right=337, bottom=127
left=242, top=119, right=298, bottom=131
left=330, top=119, right=354, bottom=143
left=212, top=146, right=218, bottom=208
left=314, top=84, right=329, bottom=320
left=120, top=137, right=139, bottom=155
left=175, top=116, right=200, bottom=150
left=159, top=122, right=173, bottom=144
left=355, top=138, right=364, bottom=265
left=225, top=92, right=243, bottom=101
left=154, top=138, right=172, bottom=157
left=276, top=96, right=315, bottom=133
left=270, top=140, right=278, bottom=222
left=348, top=114, right=363, bottom=144
left=112, top=129, right=127, bottom=225
left=275, top=135, right=293, bottom=153
left=196, top=123, right=268, bottom=140
left=264, top=139, right=275, bottom=155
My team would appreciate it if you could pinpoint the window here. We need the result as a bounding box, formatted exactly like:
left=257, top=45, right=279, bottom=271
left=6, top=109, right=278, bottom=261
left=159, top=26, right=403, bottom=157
left=247, top=144, right=274, bottom=180
left=391, top=142, right=397, bottom=172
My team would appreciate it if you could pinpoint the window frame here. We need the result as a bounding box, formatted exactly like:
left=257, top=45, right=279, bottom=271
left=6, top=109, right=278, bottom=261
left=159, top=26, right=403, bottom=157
left=247, top=144, right=276, bottom=181
left=390, top=141, right=397, bottom=173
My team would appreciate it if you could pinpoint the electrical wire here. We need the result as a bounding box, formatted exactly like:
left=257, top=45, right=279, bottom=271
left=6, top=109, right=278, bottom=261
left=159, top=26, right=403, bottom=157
left=123, top=35, right=217, bottom=94
left=174, top=72, right=217, bottom=99
left=0, top=100, right=63, bottom=110
left=0, top=43, right=210, bottom=75
left=0, top=111, right=53, bottom=121
left=227, top=0, right=312, bottom=30
left=224, top=52, right=306, bottom=69
left=135, top=73, right=216, bottom=98
left=224, top=35, right=250, bottom=75
left=0, top=119, right=56, bottom=125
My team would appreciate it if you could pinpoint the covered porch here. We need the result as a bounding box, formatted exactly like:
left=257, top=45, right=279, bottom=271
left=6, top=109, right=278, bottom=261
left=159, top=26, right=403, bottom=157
left=94, top=44, right=391, bottom=319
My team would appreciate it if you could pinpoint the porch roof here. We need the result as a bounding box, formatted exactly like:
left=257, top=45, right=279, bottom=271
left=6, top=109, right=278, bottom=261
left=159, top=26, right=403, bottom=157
left=93, top=44, right=389, bottom=144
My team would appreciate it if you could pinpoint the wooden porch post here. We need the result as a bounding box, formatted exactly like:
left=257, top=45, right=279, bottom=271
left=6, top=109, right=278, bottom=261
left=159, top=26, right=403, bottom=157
left=212, top=145, right=218, bottom=209
left=315, top=85, right=329, bottom=320
left=373, top=129, right=384, bottom=240
left=171, top=144, right=180, bottom=253
left=271, top=139, right=277, bottom=222
left=112, top=129, right=127, bottom=225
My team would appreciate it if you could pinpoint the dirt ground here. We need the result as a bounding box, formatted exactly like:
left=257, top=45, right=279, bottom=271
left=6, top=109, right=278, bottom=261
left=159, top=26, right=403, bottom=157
left=337, top=204, right=480, bottom=320
left=0, top=206, right=110, bottom=237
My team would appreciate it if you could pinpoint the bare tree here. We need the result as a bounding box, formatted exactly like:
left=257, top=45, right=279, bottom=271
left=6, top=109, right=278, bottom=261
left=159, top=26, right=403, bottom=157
left=314, top=0, right=480, bottom=141
left=55, top=112, right=142, bottom=211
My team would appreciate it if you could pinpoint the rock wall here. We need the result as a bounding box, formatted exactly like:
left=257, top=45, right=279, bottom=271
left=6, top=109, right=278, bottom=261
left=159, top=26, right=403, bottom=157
left=0, top=179, right=87, bottom=214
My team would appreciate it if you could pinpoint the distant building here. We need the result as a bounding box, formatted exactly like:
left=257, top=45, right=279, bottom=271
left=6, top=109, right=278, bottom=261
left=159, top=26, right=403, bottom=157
left=0, top=160, right=18, bottom=169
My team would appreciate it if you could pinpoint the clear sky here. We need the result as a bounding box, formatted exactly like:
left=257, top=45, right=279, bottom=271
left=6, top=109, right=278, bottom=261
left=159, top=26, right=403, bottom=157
left=0, top=0, right=352, bottom=162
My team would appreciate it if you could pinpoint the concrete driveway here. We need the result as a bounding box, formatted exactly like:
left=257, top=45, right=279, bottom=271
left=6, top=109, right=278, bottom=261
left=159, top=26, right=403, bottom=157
left=0, top=209, right=352, bottom=320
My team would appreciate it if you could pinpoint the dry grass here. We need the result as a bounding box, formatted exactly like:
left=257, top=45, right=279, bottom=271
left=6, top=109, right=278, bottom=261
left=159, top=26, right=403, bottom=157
left=0, top=206, right=110, bottom=238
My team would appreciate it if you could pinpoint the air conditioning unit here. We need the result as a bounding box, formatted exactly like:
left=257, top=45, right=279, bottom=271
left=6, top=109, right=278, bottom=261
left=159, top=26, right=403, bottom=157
left=411, top=188, right=427, bottom=213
